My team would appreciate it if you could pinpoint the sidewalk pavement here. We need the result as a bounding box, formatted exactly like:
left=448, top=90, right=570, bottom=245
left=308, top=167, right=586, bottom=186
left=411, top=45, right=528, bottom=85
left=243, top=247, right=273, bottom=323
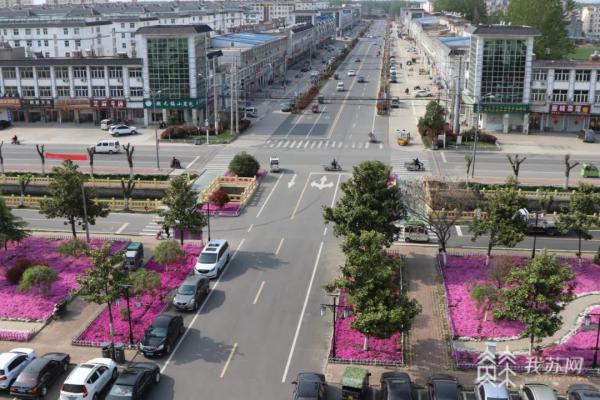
left=325, top=247, right=600, bottom=392
left=495, top=132, right=600, bottom=156
left=469, top=176, right=600, bottom=188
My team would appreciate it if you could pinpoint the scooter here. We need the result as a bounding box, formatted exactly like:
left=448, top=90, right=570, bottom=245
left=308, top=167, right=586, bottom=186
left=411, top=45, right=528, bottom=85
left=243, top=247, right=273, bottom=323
left=404, top=161, right=425, bottom=172
left=323, top=164, right=342, bottom=172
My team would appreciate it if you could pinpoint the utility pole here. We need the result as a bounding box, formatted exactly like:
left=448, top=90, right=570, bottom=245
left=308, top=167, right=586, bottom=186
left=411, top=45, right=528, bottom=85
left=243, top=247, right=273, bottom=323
left=452, top=55, right=462, bottom=136
left=213, top=56, right=219, bottom=135
left=234, top=62, right=239, bottom=135
left=230, top=66, right=234, bottom=136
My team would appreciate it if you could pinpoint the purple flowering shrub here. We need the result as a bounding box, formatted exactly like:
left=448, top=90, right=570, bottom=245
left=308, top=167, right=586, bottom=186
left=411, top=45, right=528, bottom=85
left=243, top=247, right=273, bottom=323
left=75, top=244, right=202, bottom=346
left=0, top=237, right=126, bottom=322
left=443, top=255, right=600, bottom=340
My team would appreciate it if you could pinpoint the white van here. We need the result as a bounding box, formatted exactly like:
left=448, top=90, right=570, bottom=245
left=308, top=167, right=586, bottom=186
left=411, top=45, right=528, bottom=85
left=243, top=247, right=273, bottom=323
left=100, top=119, right=114, bottom=131
left=244, top=107, right=257, bottom=118
left=194, top=240, right=231, bottom=278
left=94, top=139, right=121, bottom=154
left=336, top=81, right=345, bottom=91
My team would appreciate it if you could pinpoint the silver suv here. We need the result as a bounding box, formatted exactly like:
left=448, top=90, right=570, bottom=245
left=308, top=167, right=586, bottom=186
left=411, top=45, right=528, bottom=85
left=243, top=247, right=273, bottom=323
left=173, top=276, right=209, bottom=311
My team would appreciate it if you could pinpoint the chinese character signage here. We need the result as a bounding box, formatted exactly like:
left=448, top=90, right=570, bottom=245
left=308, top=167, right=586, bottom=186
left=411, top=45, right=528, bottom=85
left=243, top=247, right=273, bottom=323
left=0, top=98, right=22, bottom=108
left=55, top=99, right=90, bottom=108
left=143, top=98, right=203, bottom=109
left=473, top=103, right=530, bottom=114
left=22, top=99, right=54, bottom=108
left=90, top=99, right=127, bottom=109
left=549, top=104, right=591, bottom=115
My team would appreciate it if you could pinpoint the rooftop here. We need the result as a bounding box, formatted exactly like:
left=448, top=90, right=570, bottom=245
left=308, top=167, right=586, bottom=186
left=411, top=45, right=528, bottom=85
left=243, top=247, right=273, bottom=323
left=470, top=24, right=540, bottom=36
left=211, top=32, right=280, bottom=46
left=136, top=24, right=212, bottom=35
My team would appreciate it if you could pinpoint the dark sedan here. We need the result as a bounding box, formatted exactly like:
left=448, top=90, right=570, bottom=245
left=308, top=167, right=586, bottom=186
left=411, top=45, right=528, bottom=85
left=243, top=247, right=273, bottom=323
left=106, top=362, right=160, bottom=400
left=10, top=352, right=70, bottom=398
left=139, top=313, right=184, bottom=357
left=428, top=374, right=461, bottom=400
left=381, top=372, right=413, bottom=400
left=292, top=372, right=327, bottom=399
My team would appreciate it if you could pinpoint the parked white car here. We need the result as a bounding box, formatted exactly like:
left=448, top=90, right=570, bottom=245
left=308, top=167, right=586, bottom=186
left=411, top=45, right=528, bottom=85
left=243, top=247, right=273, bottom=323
left=59, top=358, right=117, bottom=400
left=347, top=70, right=356, bottom=77
left=109, top=125, right=137, bottom=136
left=414, top=90, right=432, bottom=98
left=194, top=240, right=231, bottom=278
left=0, top=348, right=36, bottom=390
left=94, top=139, right=121, bottom=154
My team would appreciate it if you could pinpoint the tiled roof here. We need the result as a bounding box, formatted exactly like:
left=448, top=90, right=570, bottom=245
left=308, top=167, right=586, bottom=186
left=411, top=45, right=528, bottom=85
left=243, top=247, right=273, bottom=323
left=471, top=24, right=540, bottom=36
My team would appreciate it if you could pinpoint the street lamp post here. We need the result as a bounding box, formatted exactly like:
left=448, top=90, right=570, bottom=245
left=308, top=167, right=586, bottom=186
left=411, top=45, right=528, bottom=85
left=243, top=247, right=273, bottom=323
left=470, top=93, right=495, bottom=178
left=319, top=292, right=353, bottom=359
left=80, top=182, right=90, bottom=243
left=150, top=89, right=164, bottom=170
left=585, top=314, right=600, bottom=368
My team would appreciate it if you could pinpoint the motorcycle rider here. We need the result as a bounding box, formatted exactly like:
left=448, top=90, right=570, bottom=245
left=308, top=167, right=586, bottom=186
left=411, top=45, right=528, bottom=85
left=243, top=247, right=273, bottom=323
left=331, top=158, right=338, bottom=170
left=11, top=135, right=18, bottom=144
left=413, top=158, right=422, bottom=169
left=170, top=156, right=181, bottom=169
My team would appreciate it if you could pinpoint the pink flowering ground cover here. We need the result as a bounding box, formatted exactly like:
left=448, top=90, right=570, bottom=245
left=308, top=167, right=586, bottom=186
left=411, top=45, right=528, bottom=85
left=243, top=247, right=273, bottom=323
left=454, top=306, right=600, bottom=369
left=0, top=237, right=126, bottom=322
left=332, top=293, right=403, bottom=364
left=443, top=255, right=600, bottom=341
left=74, top=244, right=202, bottom=346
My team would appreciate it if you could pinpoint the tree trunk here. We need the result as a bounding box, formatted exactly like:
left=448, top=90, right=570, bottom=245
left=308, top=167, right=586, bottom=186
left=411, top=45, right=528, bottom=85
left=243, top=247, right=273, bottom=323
left=129, top=166, right=133, bottom=180
left=363, top=335, right=369, bottom=351
left=70, top=218, right=77, bottom=239
left=19, top=189, right=25, bottom=207
left=179, top=232, right=184, bottom=246
left=529, top=334, right=534, bottom=355
left=107, top=300, right=115, bottom=338
left=486, top=240, right=493, bottom=265
left=0, top=159, right=4, bottom=175
left=565, top=174, right=569, bottom=190
left=90, top=164, right=94, bottom=178
left=124, top=196, right=129, bottom=211
left=41, top=160, right=45, bottom=176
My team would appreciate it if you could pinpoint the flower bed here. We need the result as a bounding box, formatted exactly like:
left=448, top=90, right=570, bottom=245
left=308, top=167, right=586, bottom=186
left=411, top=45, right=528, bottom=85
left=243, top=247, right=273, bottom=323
left=443, top=255, right=600, bottom=341
left=73, top=244, right=202, bottom=347
left=0, top=237, right=126, bottom=322
left=331, top=293, right=403, bottom=366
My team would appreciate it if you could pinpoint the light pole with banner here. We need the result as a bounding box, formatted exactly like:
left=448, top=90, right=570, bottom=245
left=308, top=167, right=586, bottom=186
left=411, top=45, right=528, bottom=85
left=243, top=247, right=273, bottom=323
left=471, top=93, right=495, bottom=178
left=149, top=89, right=164, bottom=169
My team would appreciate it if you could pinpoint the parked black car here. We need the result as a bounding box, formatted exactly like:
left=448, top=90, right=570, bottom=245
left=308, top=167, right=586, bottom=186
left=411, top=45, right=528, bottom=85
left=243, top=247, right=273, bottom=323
left=381, top=372, right=413, bottom=400
left=139, top=314, right=184, bottom=357
left=9, top=352, right=70, bottom=398
left=292, top=372, right=327, bottom=400
left=0, top=120, right=10, bottom=130
left=428, top=374, right=461, bottom=400
left=106, top=362, right=160, bottom=400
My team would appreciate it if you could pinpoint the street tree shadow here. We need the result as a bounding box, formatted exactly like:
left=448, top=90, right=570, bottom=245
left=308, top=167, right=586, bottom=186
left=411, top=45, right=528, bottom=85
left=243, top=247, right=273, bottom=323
left=220, top=250, right=286, bottom=282
left=169, top=328, right=241, bottom=366
left=200, top=288, right=226, bottom=314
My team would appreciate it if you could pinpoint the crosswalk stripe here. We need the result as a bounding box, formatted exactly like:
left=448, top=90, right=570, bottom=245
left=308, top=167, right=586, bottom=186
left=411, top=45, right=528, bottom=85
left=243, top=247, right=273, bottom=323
left=379, top=143, right=383, bottom=149
left=358, top=142, right=363, bottom=149
left=338, top=142, right=342, bottom=148
left=311, top=141, right=316, bottom=149
left=283, top=140, right=290, bottom=148
left=318, top=141, right=323, bottom=148
left=331, top=141, right=336, bottom=147
left=351, top=142, right=355, bottom=148
left=365, top=142, right=370, bottom=149
left=304, top=141, right=310, bottom=148
left=276, top=141, right=283, bottom=148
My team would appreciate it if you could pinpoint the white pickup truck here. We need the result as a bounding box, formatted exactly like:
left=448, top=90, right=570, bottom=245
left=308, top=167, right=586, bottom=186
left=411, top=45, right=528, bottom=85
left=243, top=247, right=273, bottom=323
left=517, top=208, right=560, bottom=236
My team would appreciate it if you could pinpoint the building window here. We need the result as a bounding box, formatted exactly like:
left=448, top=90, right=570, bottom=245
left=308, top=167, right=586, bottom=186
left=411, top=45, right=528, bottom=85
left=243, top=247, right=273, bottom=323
left=575, top=70, right=591, bottom=82
left=36, top=67, right=50, bottom=79
left=26, top=40, right=32, bottom=47
left=39, top=87, right=52, bottom=97
left=147, top=37, right=191, bottom=99
left=13, top=29, right=18, bottom=35
left=595, top=92, right=600, bottom=104
left=129, top=22, right=135, bottom=28
left=573, top=90, right=589, bottom=103
left=554, top=69, right=570, bottom=81
left=75, top=39, right=81, bottom=47
left=531, top=89, right=546, bottom=102
left=97, top=38, right=101, bottom=45
left=4, top=87, right=18, bottom=96
left=63, top=28, right=68, bottom=35
left=552, top=89, right=568, bottom=102
left=74, top=28, right=80, bottom=35
left=129, top=87, right=144, bottom=97
left=36, top=28, right=40, bottom=35
left=72, top=67, right=87, bottom=79
left=43, top=28, right=47, bottom=35
left=122, top=43, right=126, bottom=49
left=96, top=27, right=100, bottom=33
left=92, top=86, right=106, bottom=97
left=2, top=67, right=16, bottom=79
left=74, top=86, right=88, bottom=97
left=64, top=40, right=70, bottom=47
left=121, top=22, right=125, bottom=28
left=128, top=68, right=142, bottom=78
left=56, top=86, right=70, bottom=97
left=44, top=40, right=48, bottom=47
left=109, top=86, right=124, bottom=97
left=91, top=67, right=104, bottom=79
left=37, top=40, right=41, bottom=46
left=14, top=40, right=20, bottom=47
left=20, top=67, right=34, bottom=79
left=108, top=67, right=122, bottom=79
left=21, top=87, right=35, bottom=97
left=25, top=28, right=31, bottom=35
left=55, top=67, right=69, bottom=79
left=121, top=33, right=125, bottom=39
left=45, top=52, right=49, bottom=58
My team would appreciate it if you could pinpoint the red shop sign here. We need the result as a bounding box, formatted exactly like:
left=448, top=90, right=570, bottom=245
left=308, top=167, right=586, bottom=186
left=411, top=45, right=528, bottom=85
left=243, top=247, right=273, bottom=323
left=548, top=104, right=591, bottom=115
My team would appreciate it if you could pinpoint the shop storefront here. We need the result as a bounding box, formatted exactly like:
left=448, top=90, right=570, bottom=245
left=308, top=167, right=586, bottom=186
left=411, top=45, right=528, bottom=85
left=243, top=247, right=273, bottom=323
left=0, top=98, right=21, bottom=122
left=91, top=99, right=128, bottom=123
left=545, top=104, right=591, bottom=133
left=471, top=102, right=530, bottom=133
left=55, top=99, right=94, bottom=124
left=22, top=99, right=55, bottom=123
left=142, top=98, right=204, bottom=127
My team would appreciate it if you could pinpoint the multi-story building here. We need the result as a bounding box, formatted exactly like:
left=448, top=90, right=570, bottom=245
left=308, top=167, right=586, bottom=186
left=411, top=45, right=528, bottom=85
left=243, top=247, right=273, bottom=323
left=0, top=0, right=33, bottom=9
left=485, top=0, right=510, bottom=14
left=582, top=6, right=600, bottom=40
left=283, top=19, right=335, bottom=65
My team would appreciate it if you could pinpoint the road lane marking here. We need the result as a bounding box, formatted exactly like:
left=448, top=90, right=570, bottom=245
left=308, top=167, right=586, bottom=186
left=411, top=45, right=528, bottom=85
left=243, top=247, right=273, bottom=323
left=186, top=156, right=200, bottom=169
left=318, top=141, right=323, bottom=148
left=304, top=141, right=309, bottom=148
left=115, top=223, right=129, bottom=234
left=441, top=151, right=447, bottom=163
left=220, top=343, right=238, bottom=378
left=282, top=241, right=324, bottom=383
left=323, top=226, right=328, bottom=236
left=247, top=223, right=254, bottom=233
left=160, top=238, right=245, bottom=375
left=331, top=173, right=342, bottom=207
left=311, top=141, right=316, bottom=149
left=275, top=238, right=285, bottom=255
left=256, top=173, right=283, bottom=218
left=253, top=281, right=266, bottom=305
left=352, top=143, right=356, bottom=148
left=379, top=143, right=383, bottom=149
left=276, top=141, right=283, bottom=148
left=291, top=174, right=312, bottom=220
left=352, top=123, right=356, bottom=129
left=456, top=226, right=464, bottom=237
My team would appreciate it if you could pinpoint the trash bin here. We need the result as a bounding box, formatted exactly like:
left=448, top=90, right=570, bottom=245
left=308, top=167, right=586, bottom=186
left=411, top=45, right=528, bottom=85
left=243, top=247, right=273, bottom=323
left=114, top=343, right=126, bottom=364
left=101, top=342, right=114, bottom=360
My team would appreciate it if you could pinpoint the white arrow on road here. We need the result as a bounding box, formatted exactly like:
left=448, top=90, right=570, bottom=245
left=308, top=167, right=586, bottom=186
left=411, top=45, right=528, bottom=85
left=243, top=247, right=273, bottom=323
left=311, top=175, right=334, bottom=190
left=287, top=174, right=297, bottom=189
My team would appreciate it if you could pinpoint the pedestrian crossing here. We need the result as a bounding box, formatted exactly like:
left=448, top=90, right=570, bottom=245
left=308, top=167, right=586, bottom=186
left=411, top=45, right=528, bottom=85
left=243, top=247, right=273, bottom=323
left=140, top=215, right=163, bottom=237
left=203, top=148, right=239, bottom=175
left=264, top=139, right=385, bottom=150
left=390, top=152, right=432, bottom=179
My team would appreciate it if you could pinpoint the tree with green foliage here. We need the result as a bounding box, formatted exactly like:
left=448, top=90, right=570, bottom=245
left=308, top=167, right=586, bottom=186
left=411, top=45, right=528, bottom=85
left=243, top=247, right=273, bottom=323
left=228, top=152, right=260, bottom=177
left=469, top=255, right=514, bottom=321
left=434, top=0, right=487, bottom=24
left=494, top=250, right=575, bottom=353
left=0, top=196, right=30, bottom=251
left=128, top=268, right=161, bottom=297
left=327, top=231, right=420, bottom=350
left=323, top=161, right=403, bottom=246
left=470, top=186, right=526, bottom=262
left=506, top=0, right=574, bottom=60
left=417, top=101, right=446, bottom=136
left=77, top=242, right=127, bottom=339
left=158, top=175, right=206, bottom=245
left=18, top=265, right=58, bottom=296
left=39, top=160, right=109, bottom=239
left=153, top=240, right=185, bottom=266
left=56, top=239, right=89, bottom=257
left=558, top=184, right=600, bottom=260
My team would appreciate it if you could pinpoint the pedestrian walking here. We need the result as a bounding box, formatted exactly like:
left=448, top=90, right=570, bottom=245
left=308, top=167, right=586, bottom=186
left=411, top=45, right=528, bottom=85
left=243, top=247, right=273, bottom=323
left=164, top=225, right=171, bottom=239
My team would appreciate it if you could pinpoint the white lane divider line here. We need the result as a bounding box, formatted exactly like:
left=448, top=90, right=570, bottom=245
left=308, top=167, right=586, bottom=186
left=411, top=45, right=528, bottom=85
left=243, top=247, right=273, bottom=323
left=220, top=343, right=238, bottom=378
left=247, top=223, right=254, bottom=233
left=275, top=238, right=285, bottom=255
left=253, top=281, right=266, bottom=305
left=256, top=173, right=283, bottom=218
left=116, top=223, right=129, bottom=234
left=186, top=156, right=200, bottom=169
left=456, top=225, right=464, bottom=237
left=441, top=151, right=447, bottom=163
